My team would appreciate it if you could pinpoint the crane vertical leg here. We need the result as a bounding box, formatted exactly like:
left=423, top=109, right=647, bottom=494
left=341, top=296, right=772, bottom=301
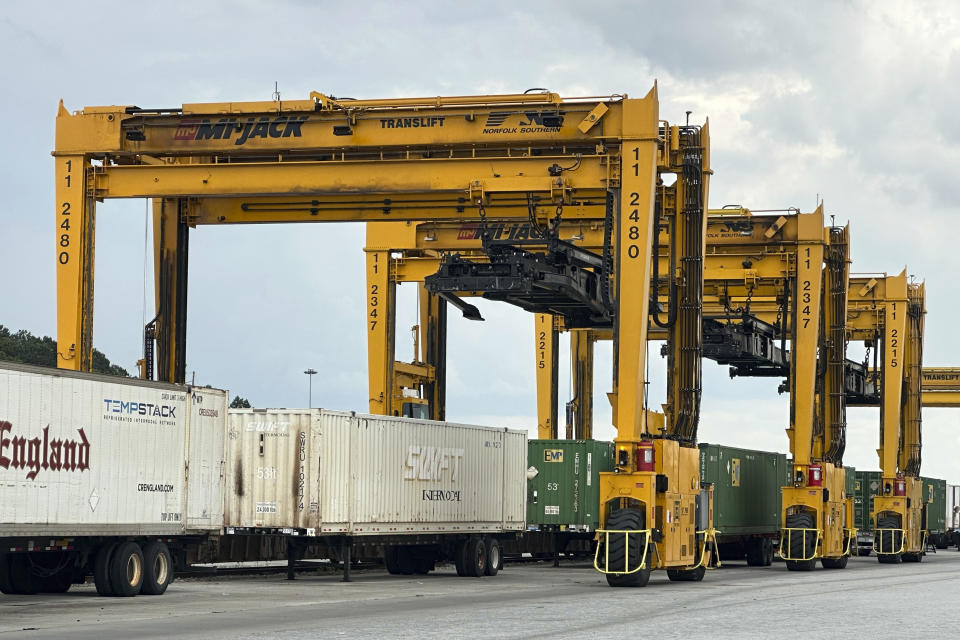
left=535, top=313, right=558, bottom=439
left=152, top=198, right=190, bottom=383
left=55, top=154, right=95, bottom=372
left=419, top=286, right=447, bottom=422
left=612, top=136, right=658, bottom=440
left=367, top=250, right=395, bottom=415
left=781, top=211, right=827, bottom=566
left=569, top=329, right=594, bottom=439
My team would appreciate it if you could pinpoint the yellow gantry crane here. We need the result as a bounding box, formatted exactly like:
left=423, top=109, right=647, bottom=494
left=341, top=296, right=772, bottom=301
left=369, top=205, right=858, bottom=571
left=54, top=86, right=713, bottom=586
left=846, top=272, right=928, bottom=562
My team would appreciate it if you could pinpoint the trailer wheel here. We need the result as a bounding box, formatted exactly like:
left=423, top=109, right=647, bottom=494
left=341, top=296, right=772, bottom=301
left=746, top=539, right=764, bottom=566
left=454, top=541, right=468, bottom=577
left=465, top=537, right=487, bottom=577
left=484, top=538, right=501, bottom=576
left=0, top=554, right=14, bottom=595
left=762, top=538, right=774, bottom=566
left=383, top=546, right=402, bottom=575
left=141, top=542, right=173, bottom=595
left=857, top=547, right=871, bottom=557
left=41, top=568, right=75, bottom=593
left=94, top=543, right=118, bottom=596
left=109, top=542, right=144, bottom=597
left=604, top=508, right=650, bottom=587
left=8, top=554, right=38, bottom=594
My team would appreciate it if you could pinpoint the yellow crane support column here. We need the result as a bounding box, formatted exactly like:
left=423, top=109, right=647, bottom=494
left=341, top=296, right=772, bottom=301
left=535, top=313, right=559, bottom=440
left=366, top=249, right=396, bottom=415
left=779, top=212, right=827, bottom=570
left=54, top=112, right=95, bottom=372
left=568, top=329, right=594, bottom=439
left=418, top=286, right=447, bottom=422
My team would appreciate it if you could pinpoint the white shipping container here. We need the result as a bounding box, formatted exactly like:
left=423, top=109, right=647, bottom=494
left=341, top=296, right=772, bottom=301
left=0, top=362, right=227, bottom=537
left=226, top=409, right=526, bottom=535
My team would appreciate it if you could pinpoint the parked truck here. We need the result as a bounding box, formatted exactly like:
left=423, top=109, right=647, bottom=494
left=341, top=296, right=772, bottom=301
left=224, top=408, right=526, bottom=578
left=0, top=361, right=227, bottom=596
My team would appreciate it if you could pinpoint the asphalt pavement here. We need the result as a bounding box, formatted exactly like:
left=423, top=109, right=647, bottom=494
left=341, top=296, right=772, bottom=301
left=2, top=552, right=959, bottom=639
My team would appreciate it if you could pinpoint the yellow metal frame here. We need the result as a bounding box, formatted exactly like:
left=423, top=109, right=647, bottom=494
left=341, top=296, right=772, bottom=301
left=843, top=527, right=858, bottom=557
left=873, top=527, right=906, bottom=556
left=593, top=528, right=653, bottom=575
left=778, top=527, right=822, bottom=562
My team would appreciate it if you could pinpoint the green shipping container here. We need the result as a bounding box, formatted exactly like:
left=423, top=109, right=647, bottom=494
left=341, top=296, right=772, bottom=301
left=920, top=476, right=947, bottom=535
left=699, top=443, right=789, bottom=536
left=844, top=466, right=857, bottom=499
left=854, top=470, right=881, bottom=532
left=526, top=440, right=615, bottom=530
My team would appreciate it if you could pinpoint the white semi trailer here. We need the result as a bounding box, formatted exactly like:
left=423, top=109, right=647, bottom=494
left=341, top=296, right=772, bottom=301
left=0, top=361, right=227, bottom=596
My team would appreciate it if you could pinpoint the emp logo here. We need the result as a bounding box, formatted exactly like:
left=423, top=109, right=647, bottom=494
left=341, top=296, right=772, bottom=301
left=544, top=449, right=563, bottom=463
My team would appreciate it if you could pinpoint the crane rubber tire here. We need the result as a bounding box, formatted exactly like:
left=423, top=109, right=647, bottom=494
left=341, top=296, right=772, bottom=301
left=603, top=508, right=650, bottom=587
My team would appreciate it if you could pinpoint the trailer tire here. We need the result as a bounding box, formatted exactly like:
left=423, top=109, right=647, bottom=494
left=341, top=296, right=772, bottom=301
left=484, top=538, right=501, bottom=576
left=0, top=554, right=14, bottom=595
left=464, top=537, right=487, bottom=577
left=762, top=538, right=774, bottom=566
left=8, top=554, right=38, bottom=594
left=109, top=542, right=144, bottom=597
left=141, top=542, right=173, bottom=595
left=41, top=568, right=75, bottom=593
left=603, top=508, right=650, bottom=587
left=94, top=543, right=118, bottom=596
left=745, top=539, right=763, bottom=566
left=454, top=541, right=468, bottom=576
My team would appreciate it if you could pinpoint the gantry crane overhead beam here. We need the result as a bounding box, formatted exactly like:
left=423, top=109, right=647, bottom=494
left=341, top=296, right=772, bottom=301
left=919, top=368, right=960, bottom=407
left=54, top=88, right=665, bottom=380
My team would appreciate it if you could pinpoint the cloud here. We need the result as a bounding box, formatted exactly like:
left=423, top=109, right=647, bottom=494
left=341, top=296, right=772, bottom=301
left=1, top=0, right=959, bottom=484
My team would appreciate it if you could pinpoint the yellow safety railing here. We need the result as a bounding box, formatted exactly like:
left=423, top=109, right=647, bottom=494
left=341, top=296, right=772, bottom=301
left=593, top=528, right=652, bottom=575
left=692, top=528, right=722, bottom=570
left=778, top=527, right=821, bottom=561
left=843, top=528, right=858, bottom=557
left=873, top=527, right=906, bottom=555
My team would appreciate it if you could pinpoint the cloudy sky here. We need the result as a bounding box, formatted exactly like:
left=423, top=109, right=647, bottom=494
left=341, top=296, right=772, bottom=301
left=2, top=1, right=959, bottom=482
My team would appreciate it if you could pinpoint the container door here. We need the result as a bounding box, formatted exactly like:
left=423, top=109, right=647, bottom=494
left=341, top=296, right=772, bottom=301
left=186, top=389, right=228, bottom=529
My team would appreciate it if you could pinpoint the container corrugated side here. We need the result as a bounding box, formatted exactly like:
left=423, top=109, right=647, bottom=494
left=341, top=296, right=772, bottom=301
left=224, top=410, right=318, bottom=530
left=920, top=476, right=946, bottom=534
left=226, top=409, right=526, bottom=536
left=324, top=413, right=525, bottom=534
left=699, top=443, right=785, bottom=536
left=526, top=439, right=614, bottom=529
left=0, top=361, right=224, bottom=536
left=948, top=484, right=960, bottom=530
left=186, top=387, right=228, bottom=530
